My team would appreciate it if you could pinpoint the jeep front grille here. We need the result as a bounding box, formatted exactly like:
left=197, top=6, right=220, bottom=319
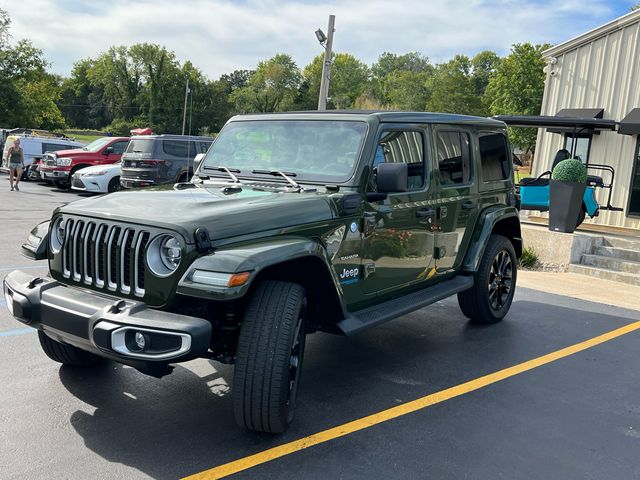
left=61, top=219, right=150, bottom=297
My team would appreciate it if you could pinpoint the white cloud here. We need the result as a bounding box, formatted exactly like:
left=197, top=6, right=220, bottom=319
left=5, top=0, right=621, bottom=79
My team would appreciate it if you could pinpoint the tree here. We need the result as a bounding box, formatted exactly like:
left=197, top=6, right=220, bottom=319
left=232, top=54, right=301, bottom=113
left=0, top=8, right=65, bottom=129
left=426, top=55, right=484, bottom=115
left=370, top=52, right=433, bottom=107
left=219, top=69, right=254, bottom=92
left=486, top=42, right=551, bottom=152
left=301, top=52, right=369, bottom=109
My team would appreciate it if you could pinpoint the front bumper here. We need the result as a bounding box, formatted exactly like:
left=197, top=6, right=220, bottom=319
left=3, top=270, right=212, bottom=377
left=41, top=168, right=70, bottom=181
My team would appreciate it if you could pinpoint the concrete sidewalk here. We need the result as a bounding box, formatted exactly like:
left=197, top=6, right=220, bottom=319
left=518, top=270, right=640, bottom=312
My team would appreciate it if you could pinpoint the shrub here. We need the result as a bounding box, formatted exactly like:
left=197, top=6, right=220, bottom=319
left=551, top=158, right=587, bottom=183
left=519, top=245, right=539, bottom=269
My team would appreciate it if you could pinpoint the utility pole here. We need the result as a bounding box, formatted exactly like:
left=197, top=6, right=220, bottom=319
left=317, top=15, right=335, bottom=111
left=181, top=78, right=190, bottom=135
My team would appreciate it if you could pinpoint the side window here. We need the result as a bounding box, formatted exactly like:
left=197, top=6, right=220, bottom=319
left=162, top=140, right=190, bottom=157
left=111, top=141, right=128, bottom=155
left=479, top=132, right=510, bottom=182
left=41, top=143, right=71, bottom=154
left=373, top=130, right=425, bottom=190
left=436, top=131, right=472, bottom=185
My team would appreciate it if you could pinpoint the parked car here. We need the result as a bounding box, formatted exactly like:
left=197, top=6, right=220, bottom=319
left=39, top=136, right=130, bottom=189
left=120, top=134, right=213, bottom=188
left=70, top=162, right=122, bottom=193
left=1, top=133, right=85, bottom=179
left=5, top=111, right=521, bottom=434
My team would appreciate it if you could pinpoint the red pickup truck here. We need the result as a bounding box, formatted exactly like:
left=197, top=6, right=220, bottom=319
left=40, top=136, right=130, bottom=189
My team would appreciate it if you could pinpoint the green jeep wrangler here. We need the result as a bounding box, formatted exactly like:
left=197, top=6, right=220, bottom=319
left=4, top=111, right=521, bottom=433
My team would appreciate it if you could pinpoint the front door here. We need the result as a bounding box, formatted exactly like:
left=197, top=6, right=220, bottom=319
left=432, top=127, right=479, bottom=272
left=361, top=126, right=436, bottom=294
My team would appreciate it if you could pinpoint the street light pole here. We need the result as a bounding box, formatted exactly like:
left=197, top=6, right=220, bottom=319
left=317, top=14, right=335, bottom=111
left=181, top=78, right=190, bottom=135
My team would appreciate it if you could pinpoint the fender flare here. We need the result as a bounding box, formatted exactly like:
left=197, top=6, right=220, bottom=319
left=462, top=206, right=522, bottom=273
left=177, top=236, right=345, bottom=307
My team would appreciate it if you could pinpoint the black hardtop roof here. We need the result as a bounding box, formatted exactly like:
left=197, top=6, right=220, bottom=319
left=230, top=110, right=505, bottom=128
left=130, top=134, right=214, bottom=141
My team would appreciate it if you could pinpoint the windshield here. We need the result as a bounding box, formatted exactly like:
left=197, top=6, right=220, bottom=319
left=82, top=137, right=115, bottom=152
left=202, top=120, right=368, bottom=183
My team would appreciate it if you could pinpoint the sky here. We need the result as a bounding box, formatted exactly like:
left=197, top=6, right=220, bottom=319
left=4, top=0, right=638, bottom=79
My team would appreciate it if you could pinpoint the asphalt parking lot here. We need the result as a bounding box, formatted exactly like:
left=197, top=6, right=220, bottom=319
left=1, top=176, right=639, bottom=480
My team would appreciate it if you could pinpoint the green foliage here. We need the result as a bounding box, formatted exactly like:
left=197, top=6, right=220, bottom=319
left=551, top=159, right=587, bottom=183
left=301, top=53, right=369, bottom=110
left=426, top=55, right=485, bottom=115
left=370, top=52, right=433, bottom=108
left=0, top=8, right=65, bottom=129
left=104, top=116, right=149, bottom=136
left=519, top=246, right=539, bottom=269
left=486, top=42, right=551, bottom=152
left=232, top=54, right=301, bottom=113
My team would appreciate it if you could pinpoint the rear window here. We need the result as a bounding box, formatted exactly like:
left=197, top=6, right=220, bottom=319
left=162, top=140, right=198, bottom=158
left=126, top=139, right=155, bottom=154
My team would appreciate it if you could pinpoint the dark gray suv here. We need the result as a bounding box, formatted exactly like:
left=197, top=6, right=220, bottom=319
left=120, top=134, right=213, bottom=188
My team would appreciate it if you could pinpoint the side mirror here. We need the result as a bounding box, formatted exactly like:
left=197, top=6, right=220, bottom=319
left=376, top=162, right=408, bottom=193
left=104, top=146, right=114, bottom=155
left=193, top=153, right=205, bottom=173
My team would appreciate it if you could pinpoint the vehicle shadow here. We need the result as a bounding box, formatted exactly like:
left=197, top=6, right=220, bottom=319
left=58, top=298, right=636, bottom=479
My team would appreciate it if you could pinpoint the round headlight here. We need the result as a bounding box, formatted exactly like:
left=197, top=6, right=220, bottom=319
left=147, top=234, right=182, bottom=277
left=50, top=217, right=65, bottom=253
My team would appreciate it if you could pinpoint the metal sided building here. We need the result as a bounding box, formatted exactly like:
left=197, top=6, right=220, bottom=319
left=533, top=9, right=640, bottom=232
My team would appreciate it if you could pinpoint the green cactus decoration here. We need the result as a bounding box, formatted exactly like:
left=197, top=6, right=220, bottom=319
left=551, top=158, right=587, bottom=183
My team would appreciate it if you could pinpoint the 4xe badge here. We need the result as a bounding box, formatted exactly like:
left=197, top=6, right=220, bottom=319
left=339, top=266, right=359, bottom=285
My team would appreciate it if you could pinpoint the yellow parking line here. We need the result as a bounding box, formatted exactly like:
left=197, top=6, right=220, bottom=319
left=183, top=320, right=640, bottom=480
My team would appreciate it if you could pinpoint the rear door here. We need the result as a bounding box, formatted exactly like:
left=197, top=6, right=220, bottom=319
left=432, top=126, right=479, bottom=273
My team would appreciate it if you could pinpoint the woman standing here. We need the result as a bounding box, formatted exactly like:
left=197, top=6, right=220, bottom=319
left=7, top=138, right=24, bottom=191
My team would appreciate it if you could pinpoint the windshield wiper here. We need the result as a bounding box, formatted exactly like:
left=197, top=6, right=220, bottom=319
left=202, top=166, right=241, bottom=183
left=251, top=169, right=305, bottom=191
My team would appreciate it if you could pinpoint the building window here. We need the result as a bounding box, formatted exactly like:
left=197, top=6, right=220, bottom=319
left=628, top=137, right=640, bottom=217
left=564, top=134, right=592, bottom=164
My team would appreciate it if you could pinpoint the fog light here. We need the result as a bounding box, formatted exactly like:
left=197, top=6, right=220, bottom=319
left=135, top=332, right=147, bottom=350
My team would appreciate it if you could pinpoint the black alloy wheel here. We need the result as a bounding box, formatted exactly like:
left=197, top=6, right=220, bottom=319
left=488, top=249, right=513, bottom=311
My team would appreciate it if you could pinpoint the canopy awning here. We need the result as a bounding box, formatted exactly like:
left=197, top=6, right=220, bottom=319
left=493, top=114, right=617, bottom=132
left=618, top=108, right=640, bottom=135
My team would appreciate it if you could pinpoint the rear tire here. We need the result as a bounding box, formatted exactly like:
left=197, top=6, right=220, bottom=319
left=233, top=280, right=307, bottom=433
left=107, top=176, right=121, bottom=193
left=458, top=234, right=517, bottom=324
left=38, top=331, right=104, bottom=366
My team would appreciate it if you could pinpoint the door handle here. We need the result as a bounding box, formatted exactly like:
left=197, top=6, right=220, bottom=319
left=416, top=208, right=436, bottom=219
left=462, top=201, right=476, bottom=210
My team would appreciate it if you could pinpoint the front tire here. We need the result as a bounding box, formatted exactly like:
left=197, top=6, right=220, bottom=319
left=107, top=176, right=121, bottom=193
left=38, top=331, right=104, bottom=366
left=233, top=280, right=307, bottom=433
left=458, top=234, right=517, bottom=324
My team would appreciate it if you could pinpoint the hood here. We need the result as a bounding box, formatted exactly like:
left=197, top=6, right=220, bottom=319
left=58, top=184, right=338, bottom=243
left=53, top=146, right=88, bottom=157
left=76, top=163, right=120, bottom=175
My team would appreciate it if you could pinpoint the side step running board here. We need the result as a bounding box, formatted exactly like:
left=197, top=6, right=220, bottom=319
left=337, top=275, right=474, bottom=336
